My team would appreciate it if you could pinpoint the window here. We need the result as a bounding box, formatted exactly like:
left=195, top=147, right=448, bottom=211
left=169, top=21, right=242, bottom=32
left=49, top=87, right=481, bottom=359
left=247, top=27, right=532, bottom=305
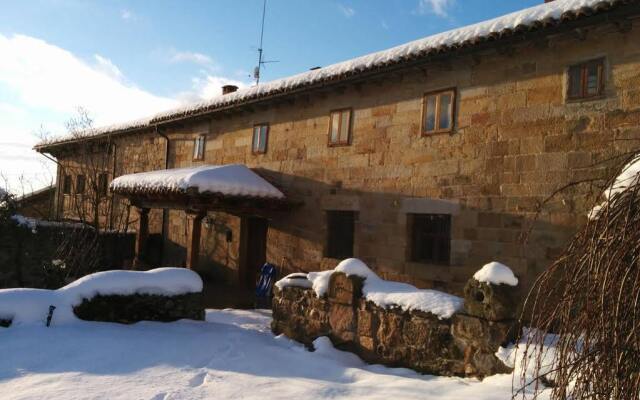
left=326, top=211, right=355, bottom=259
left=76, top=175, right=86, bottom=195
left=63, top=175, right=72, bottom=195
left=567, top=58, right=604, bottom=100
left=98, top=173, right=109, bottom=196
left=328, top=109, right=352, bottom=146
left=252, top=124, right=269, bottom=154
left=193, top=135, right=206, bottom=160
left=422, top=89, right=455, bottom=135
left=409, top=214, right=451, bottom=265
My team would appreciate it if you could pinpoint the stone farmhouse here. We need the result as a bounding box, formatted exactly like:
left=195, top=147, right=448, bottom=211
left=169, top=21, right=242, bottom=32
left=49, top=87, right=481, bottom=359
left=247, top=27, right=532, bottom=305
left=35, top=0, right=640, bottom=296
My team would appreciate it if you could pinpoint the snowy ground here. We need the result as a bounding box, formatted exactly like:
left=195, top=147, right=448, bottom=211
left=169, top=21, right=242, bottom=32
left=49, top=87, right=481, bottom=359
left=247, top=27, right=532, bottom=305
left=0, top=309, right=545, bottom=400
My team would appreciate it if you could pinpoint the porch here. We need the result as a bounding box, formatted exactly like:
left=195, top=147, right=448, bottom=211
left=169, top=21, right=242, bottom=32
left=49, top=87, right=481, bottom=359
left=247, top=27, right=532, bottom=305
left=110, top=164, right=292, bottom=307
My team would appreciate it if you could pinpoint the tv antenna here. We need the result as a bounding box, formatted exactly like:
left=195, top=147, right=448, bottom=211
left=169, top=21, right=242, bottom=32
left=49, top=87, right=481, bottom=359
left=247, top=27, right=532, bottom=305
left=253, top=0, right=278, bottom=85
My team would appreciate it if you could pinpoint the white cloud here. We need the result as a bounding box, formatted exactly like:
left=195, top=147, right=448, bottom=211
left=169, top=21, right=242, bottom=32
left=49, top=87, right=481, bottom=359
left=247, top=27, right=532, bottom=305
left=121, top=9, right=136, bottom=21
left=179, top=75, right=249, bottom=103
left=338, top=4, right=355, bottom=18
left=416, top=0, right=455, bottom=17
left=0, top=33, right=178, bottom=193
left=93, top=54, right=124, bottom=82
left=169, top=50, right=215, bottom=68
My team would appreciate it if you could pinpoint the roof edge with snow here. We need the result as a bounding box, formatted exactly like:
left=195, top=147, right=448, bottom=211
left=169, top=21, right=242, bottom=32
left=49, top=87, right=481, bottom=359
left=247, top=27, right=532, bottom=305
left=35, top=0, right=639, bottom=151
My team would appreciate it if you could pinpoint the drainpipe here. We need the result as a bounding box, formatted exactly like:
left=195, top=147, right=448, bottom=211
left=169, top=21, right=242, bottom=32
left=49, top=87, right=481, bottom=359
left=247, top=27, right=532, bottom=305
left=155, top=125, right=170, bottom=266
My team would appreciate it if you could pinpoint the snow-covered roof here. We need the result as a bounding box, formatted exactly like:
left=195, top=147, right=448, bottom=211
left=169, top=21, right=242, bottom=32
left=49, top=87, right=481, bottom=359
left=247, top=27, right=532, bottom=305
left=110, top=164, right=285, bottom=199
left=36, top=0, right=633, bottom=149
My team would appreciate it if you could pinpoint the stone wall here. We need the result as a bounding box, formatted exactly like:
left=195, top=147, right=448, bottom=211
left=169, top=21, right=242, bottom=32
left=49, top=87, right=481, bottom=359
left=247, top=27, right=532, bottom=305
left=272, top=272, right=518, bottom=377
left=73, top=292, right=205, bottom=324
left=47, top=18, right=640, bottom=294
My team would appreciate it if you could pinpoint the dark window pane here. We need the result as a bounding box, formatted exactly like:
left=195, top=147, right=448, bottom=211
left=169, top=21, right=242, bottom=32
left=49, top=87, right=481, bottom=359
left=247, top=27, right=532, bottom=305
left=586, top=63, right=600, bottom=95
left=76, top=175, right=85, bottom=194
left=568, top=65, right=583, bottom=98
left=410, top=214, right=451, bottom=265
left=326, top=211, right=355, bottom=259
left=260, top=126, right=268, bottom=152
left=98, top=174, right=108, bottom=196
left=63, top=175, right=72, bottom=194
left=424, top=95, right=437, bottom=132
left=438, top=93, right=452, bottom=130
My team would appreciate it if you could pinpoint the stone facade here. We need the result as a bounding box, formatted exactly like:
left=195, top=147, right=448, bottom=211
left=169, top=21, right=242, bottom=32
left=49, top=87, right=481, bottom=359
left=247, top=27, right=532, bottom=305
left=272, top=271, right=518, bottom=377
left=43, top=17, right=640, bottom=296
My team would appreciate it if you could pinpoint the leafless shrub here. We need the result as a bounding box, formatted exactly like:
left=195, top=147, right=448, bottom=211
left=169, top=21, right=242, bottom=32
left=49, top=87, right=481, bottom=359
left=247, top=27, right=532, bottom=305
left=516, top=152, right=640, bottom=400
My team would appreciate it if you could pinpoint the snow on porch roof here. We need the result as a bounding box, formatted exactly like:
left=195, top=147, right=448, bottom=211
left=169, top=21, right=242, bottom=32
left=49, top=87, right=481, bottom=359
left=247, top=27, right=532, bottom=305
left=110, top=165, right=285, bottom=200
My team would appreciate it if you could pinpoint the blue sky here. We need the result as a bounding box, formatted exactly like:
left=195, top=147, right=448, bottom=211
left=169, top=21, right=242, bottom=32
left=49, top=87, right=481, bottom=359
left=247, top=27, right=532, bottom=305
left=0, top=0, right=540, bottom=193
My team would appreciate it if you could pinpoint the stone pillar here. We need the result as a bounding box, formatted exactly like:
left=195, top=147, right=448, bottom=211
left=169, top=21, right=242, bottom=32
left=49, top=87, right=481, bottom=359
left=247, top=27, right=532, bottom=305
left=134, top=207, right=150, bottom=269
left=186, top=212, right=205, bottom=270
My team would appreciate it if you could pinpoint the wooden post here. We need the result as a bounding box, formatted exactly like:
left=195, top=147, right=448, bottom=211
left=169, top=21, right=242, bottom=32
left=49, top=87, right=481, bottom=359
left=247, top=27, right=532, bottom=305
left=134, top=207, right=150, bottom=269
left=186, top=212, right=205, bottom=270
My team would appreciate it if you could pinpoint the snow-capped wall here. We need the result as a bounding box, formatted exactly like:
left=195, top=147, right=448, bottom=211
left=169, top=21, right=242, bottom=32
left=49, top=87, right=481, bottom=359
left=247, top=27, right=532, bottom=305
left=0, top=268, right=203, bottom=326
left=273, top=258, right=519, bottom=377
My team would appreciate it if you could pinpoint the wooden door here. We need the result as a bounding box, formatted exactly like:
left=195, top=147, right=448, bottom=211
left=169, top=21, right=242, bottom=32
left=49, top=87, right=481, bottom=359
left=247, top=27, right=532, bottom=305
left=239, top=217, right=268, bottom=289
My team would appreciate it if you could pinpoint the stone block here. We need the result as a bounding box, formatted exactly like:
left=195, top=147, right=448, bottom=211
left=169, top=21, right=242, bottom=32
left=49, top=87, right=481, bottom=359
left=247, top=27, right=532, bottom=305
left=463, top=278, right=519, bottom=321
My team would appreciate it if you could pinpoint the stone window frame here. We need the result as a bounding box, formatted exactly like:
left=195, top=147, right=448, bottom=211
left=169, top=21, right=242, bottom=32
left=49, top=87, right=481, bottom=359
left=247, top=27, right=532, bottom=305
left=421, top=88, right=456, bottom=136
left=325, top=210, right=357, bottom=259
left=566, top=57, right=606, bottom=102
left=252, top=123, right=269, bottom=155
left=192, top=135, right=206, bottom=161
left=327, top=108, right=353, bottom=147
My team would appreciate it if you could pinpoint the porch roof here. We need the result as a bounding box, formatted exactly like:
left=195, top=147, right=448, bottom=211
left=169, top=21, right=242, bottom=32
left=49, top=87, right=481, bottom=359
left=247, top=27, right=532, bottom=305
left=110, top=164, right=288, bottom=213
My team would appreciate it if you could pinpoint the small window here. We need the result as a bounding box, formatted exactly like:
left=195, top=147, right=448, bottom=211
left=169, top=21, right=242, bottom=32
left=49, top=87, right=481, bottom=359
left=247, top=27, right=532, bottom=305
left=326, top=210, right=355, bottom=259
left=328, top=109, right=352, bottom=146
left=193, top=135, right=206, bottom=160
left=422, top=89, right=455, bottom=135
left=63, top=175, right=72, bottom=195
left=252, top=124, right=269, bottom=154
left=409, top=214, right=451, bottom=265
left=567, top=58, right=604, bottom=100
left=98, top=173, right=109, bottom=196
left=76, top=175, right=86, bottom=195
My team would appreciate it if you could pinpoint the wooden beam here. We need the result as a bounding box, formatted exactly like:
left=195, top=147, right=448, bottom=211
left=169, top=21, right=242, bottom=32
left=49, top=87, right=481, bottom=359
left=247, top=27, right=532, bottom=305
left=185, top=212, right=205, bottom=269
left=133, top=207, right=150, bottom=269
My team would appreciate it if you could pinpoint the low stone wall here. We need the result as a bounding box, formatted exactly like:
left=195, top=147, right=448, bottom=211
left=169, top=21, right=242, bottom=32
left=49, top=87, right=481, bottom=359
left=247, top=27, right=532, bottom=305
left=272, top=272, right=518, bottom=378
left=73, top=292, right=205, bottom=324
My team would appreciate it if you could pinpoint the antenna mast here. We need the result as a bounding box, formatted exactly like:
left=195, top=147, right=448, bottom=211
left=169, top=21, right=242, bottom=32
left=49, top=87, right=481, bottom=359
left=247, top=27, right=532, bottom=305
left=253, top=0, right=277, bottom=85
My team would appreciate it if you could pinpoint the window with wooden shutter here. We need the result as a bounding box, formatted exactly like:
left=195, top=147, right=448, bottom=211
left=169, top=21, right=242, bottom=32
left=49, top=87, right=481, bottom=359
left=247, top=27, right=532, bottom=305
left=409, top=214, right=451, bottom=265
left=326, top=210, right=355, bottom=259
left=328, top=109, right=352, bottom=146
left=567, top=58, right=605, bottom=101
left=252, top=124, right=269, bottom=154
left=422, top=89, right=455, bottom=135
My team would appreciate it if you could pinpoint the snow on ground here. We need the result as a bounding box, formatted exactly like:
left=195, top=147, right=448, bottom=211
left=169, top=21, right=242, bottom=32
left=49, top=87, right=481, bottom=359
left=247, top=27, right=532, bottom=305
left=110, top=164, right=285, bottom=199
left=473, top=262, right=519, bottom=286
left=276, top=258, right=463, bottom=319
left=0, top=268, right=202, bottom=325
left=0, top=309, right=548, bottom=400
